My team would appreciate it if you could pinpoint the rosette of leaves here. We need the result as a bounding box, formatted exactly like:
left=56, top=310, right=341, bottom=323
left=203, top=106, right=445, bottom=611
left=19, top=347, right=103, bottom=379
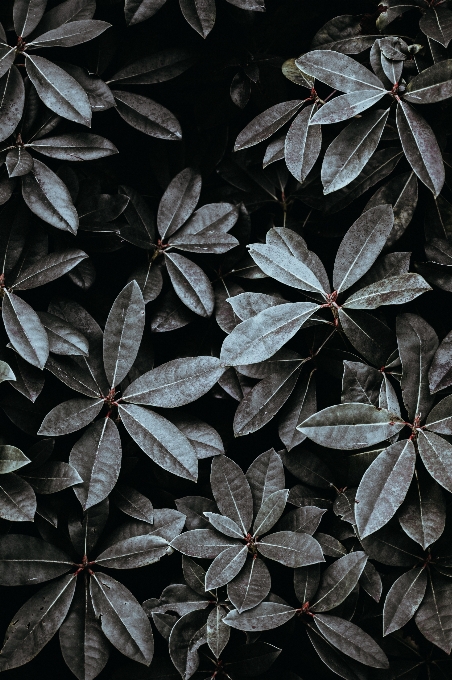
left=118, top=167, right=241, bottom=320
left=0, top=0, right=111, bottom=134
left=235, top=37, right=452, bottom=198
left=170, top=452, right=325, bottom=608
left=144, top=556, right=281, bottom=679
left=218, top=209, right=431, bottom=439
left=0, top=499, right=185, bottom=676
left=224, top=550, right=390, bottom=673
left=38, top=280, right=228, bottom=502
left=123, top=0, right=265, bottom=38
left=378, top=0, right=452, bottom=48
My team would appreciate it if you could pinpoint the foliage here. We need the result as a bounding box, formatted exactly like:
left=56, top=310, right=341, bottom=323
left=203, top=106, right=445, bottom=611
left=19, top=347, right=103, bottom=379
left=1, top=0, right=452, bottom=679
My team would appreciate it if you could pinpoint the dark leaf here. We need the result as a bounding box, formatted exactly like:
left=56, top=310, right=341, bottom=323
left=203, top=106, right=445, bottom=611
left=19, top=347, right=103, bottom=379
left=113, top=90, right=182, bottom=140
left=165, top=251, right=214, bottom=317
left=313, top=613, right=389, bottom=668
left=22, top=160, right=79, bottom=234
left=312, top=552, right=367, bottom=612
left=285, top=105, right=322, bottom=183
left=3, top=291, right=49, bottom=369
left=179, top=0, right=216, bottom=38
left=415, top=574, right=452, bottom=653
left=234, top=101, right=304, bottom=151
left=224, top=602, right=296, bottom=631
left=227, top=556, right=271, bottom=612
left=383, top=567, right=428, bottom=635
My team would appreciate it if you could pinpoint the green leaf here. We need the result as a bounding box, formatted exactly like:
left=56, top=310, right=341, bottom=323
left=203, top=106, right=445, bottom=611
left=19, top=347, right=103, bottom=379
left=220, top=302, right=319, bottom=366
left=3, top=291, right=49, bottom=369
left=165, top=251, right=214, bottom=317
left=313, top=614, right=389, bottom=668
left=113, top=90, right=182, bottom=140
left=22, top=160, right=79, bottom=233
left=383, top=567, right=427, bottom=635
left=257, top=530, right=324, bottom=567
left=415, top=573, right=452, bottom=653
left=321, top=108, right=390, bottom=195
left=210, top=455, right=253, bottom=534
left=90, top=572, right=154, bottom=664
left=355, top=439, right=416, bottom=539
left=103, top=280, right=145, bottom=388
left=118, top=403, right=198, bottom=481
left=26, top=54, right=91, bottom=126
left=396, top=101, right=444, bottom=197
left=0, top=573, right=76, bottom=671
left=296, top=50, right=385, bottom=92
left=227, top=557, right=271, bottom=612
left=123, top=356, right=225, bottom=407
left=0, top=445, right=29, bottom=473
left=234, top=100, right=304, bottom=151
left=285, top=105, right=322, bottom=183
left=38, top=397, right=104, bottom=436
left=311, top=552, right=368, bottom=612
left=298, top=403, right=404, bottom=450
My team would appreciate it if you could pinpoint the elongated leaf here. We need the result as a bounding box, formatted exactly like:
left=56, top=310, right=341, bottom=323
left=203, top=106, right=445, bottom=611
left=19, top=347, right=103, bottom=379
left=415, top=574, right=452, bottom=653
left=0, top=445, right=29, bottom=474
left=227, top=557, right=271, bottom=612
left=365, top=171, right=418, bottom=247
left=157, top=168, right=201, bottom=239
left=419, top=5, right=452, bottom=47
left=31, top=0, right=96, bottom=33
left=204, top=512, right=244, bottom=538
left=3, top=291, right=49, bottom=369
left=429, top=329, right=452, bottom=393
left=339, top=308, right=396, bottom=367
left=0, top=44, right=16, bottom=79
left=312, top=552, right=368, bottom=612
left=417, top=430, right=452, bottom=493
left=114, top=90, right=182, bottom=140
left=355, top=439, right=416, bottom=539
left=168, top=415, right=223, bottom=460
left=0, top=67, right=26, bottom=144
left=383, top=567, right=427, bottom=635
left=103, top=280, right=145, bottom=388
left=210, top=455, right=253, bottom=534
left=111, top=484, right=154, bottom=524
left=124, top=0, right=167, bottom=25
left=397, top=101, right=444, bottom=196
left=405, top=59, right=452, bottom=104
left=285, top=105, right=322, bottom=183
left=69, top=418, right=121, bottom=510
left=333, top=204, right=394, bottom=293
left=220, top=302, right=319, bottom=366
left=248, top=243, right=325, bottom=294
left=311, top=90, right=387, bottom=125
left=29, top=133, right=118, bottom=161
left=171, top=528, right=240, bottom=558
left=314, top=614, right=389, bottom=668
left=322, top=108, right=390, bottom=194
left=343, top=273, right=431, bottom=309
left=22, top=160, right=79, bottom=234
left=179, top=0, right=215, bottom=38
left=235, top=100, right=304, bottom=151
left=123, top=356, right=225, bottom=407
left=22, top=461, right=82, bottom=494
left=168, top=609, right=207, bottom=679
left=205, top=544, right=248, bottom=589
left=165, top=251, right=214, bottom=317
left=207, top=606, right=229, bottom=659
left=253, top=489, right=289, bottom=536
left=90, top=572, right=153, bottom=664
left=0, top=534, right=73, bottom=585
left=118, top=403, right=198, bottom=481
left=257, top=530, right=324, bottom=567
left=96, top=534, right=169, bottom=568
left=0, top=573, right=76, bottom=671
left=296, top=50, right=385, bottom=92
left=13, top=249, right=87, bottom=290
left=38, top=397, right=103, bottom=436
left=109, top=48, right=196, bottom=85
left=298, top=403, right=404, bottom=450
left=246, top=448, right=285, bottom=517
left=224, top=602, right=296, bottom=631
left=399, top=470, right=445, bottom=549
left=0, top=474, right=36, bottom=522
left=28, top=19, right=110, bottom=48
left=14, top=0, right=47, bottom=37
left=397, top=313, right=438, bottom=422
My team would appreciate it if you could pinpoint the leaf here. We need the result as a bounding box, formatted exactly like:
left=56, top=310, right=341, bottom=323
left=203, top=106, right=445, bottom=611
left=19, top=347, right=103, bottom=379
left=246, top=449, right=285, bottom=516
left=29, top=133, right=118, bottom=161
left=22, top=160, right=79, bottom=234
left=38, top=397, right=104, bottom=436
left=383, top=567, right=427, bottom=635
left=27, top=20, right=110, bottom=48
left=257, top=530, right=324, bottom=567
left=207, top=606, right=230, bottom=659
left=0, top=44, right=16, bottom=79
left=6, top=148, right=34, bottom=178
left=175, top=496, right=216, bottom=530
left=365, top=171, right=418, bottom=247
left=0, top=534, right=73, bottom=585
left=118, top=403, right=198, bottom=481
left=405, top=60, right=452, bottom=104
left=0, top=474, right=36, bottom=522
left=168, top=416, right=224, bottom=459
left=227, top=292, right=286, bottom=321
left=157, top=168, right=201, bottom=239
left=343, top=273, right=431, bottom=309
left=359, top=562, right=382, bottom=603
left=224, top=602, right=296, bottom=631
left=253, top=489, right=289, bottom=536
left=37, top=312, right=89, bottom=356
left=311, top=552, right=368, bottom=612
left=205, top=544, right=248, bottom=589
left=298, top=403, right=404, bottom=450
left=419, top=5, right=452, bottom=47
left=306, top=626, right=367, bottom=680
left=13, top=249, right=88, bottom=290
left=0, top=445, right=29, bottom=473
left=234, top=100, right=304, bottom=151
left=168, top=610, right=207, bottom=679
left=280, top=449, right=334, bottom=489
left=204, top=512, right=244, bottom=538
left=96, top=534, right=169, bottom=569
left=398, top=470, right=445, bottom=549
left=313, top=614, right=389, bottom=668
left=338, top=308, right=396, bottom=367
left=124, top=0, right=167, bottom=25
left=396, top=101, right=445, bottom=197
left=397, top=313, right=438, bottom=422
left=415, top=574, right=452, bottom=653
left=248, top=243, right=326, bottom=294
left=123, top=357, right=225, bottom=407
left=165, top=252, right=214, bottom=317
left=171, top=528, right=239, bottom=558
left=109, top=48, right=196, bottom=85
left=227, top=557, right=271, bottom=612
left=341, top=361, right=381, bottom=406
left=285, top=105, right=322, bottom=183
left=26, top=55, right=91, bottom=126
left=210, top=455, right=253, bottom=534
left=14, top=0, right=47, bottom=37
left=111, top=483, right=154, bottom=524
left=90, top=572, right=153, bottom=665
left=59, top=579, right=110, bottom=680
left=120, top=185, right=155, bottom=246
left=321, top=108, right=390, bottom=194
left=113, top=90, right=182, bottom=140
left=429, top=329, right=452, bottom=393
left=311, top=15, right=378, bottom=54
left=21, top=461, right=82, bottom=494
left=278, top=506, right=325, bottom=536
left=31, top=0, right=96, bottom=33
left=69, top=418, right=121, bottom=510
left=179, top=0, right=215, bottom=38
left=0, top=67, right=26, bottom=144
left=103, top=280, right=145, bottom=388
left=311, top=90, right=387, bottom=125
left=355, top=439, right=416, bottom=539
left=360, top=524, right=421, bottom=567
left=220, top=302, right=319, bottom=366
left=0, top=573, right=76, bottom=671
left=3, top=291, right=49, bottom=369
left=279, top=370, right=317, bottom=451
left=417, top=430, right=452, bottom=493
left=296, top=50, right=385, bottom=92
